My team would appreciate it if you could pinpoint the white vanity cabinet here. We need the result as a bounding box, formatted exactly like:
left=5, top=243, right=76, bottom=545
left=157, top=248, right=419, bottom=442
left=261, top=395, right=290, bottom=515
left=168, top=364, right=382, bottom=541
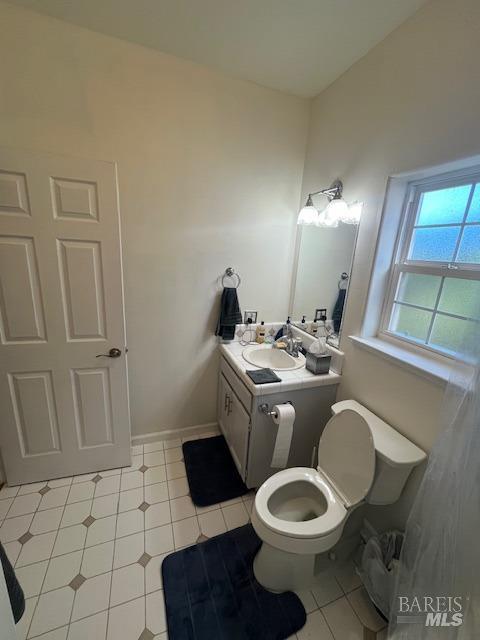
left=217, top=355, right=339, bottom=489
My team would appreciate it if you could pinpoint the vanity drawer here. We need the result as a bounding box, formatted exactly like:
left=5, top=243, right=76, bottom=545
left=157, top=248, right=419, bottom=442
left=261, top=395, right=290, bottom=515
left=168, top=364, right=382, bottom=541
left=220, top=357, right=252, bottom=414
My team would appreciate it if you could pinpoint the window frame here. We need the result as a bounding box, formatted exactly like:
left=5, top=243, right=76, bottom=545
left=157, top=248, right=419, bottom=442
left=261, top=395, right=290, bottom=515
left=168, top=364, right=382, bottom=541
left=379, top=168, right=480, bottom=362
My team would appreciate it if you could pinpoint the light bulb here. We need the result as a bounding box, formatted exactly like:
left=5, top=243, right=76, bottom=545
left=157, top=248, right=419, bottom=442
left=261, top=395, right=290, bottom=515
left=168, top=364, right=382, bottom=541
left=325, top=198, right=349, bottom=223
left=297, top=195, right=318, bottom=225
left=316, top=207, right=337, bottom=227
left=343, top=201, right=363, bottom=224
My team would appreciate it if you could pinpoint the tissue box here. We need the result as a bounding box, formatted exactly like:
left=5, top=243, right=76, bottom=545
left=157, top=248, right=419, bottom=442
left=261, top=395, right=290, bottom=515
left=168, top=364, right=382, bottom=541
left=306, top=352, right=331, bottom=375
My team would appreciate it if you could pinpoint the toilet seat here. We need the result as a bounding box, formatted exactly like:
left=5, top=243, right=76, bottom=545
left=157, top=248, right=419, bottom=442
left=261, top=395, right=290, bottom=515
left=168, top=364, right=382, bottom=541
left=252, top=409, right=375, bottom=555
left=252, top=467, right=347, bottom=554
left=254, top=467, right=347, bottom=539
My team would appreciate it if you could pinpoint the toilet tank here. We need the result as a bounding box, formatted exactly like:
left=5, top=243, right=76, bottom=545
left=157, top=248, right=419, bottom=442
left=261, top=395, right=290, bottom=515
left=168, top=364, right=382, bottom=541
left=331, top=400, right=426, bottom=505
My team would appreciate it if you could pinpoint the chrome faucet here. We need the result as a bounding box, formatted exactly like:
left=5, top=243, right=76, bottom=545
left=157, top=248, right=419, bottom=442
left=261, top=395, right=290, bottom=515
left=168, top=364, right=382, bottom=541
left=286, top=334, right=303, bottom=357
left=274, top=322, right=302, bottom=357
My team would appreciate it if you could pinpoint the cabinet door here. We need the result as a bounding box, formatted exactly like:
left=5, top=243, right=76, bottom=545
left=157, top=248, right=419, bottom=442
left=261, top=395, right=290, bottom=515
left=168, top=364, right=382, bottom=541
left=226, top=386, right=251, bottom=479
left=217, top=374, right=230, bottom=439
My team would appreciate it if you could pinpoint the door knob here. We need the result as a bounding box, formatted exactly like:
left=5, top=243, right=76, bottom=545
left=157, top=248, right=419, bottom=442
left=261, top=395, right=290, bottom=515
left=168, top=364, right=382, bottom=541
left=96, top=348, right=122, bottom=358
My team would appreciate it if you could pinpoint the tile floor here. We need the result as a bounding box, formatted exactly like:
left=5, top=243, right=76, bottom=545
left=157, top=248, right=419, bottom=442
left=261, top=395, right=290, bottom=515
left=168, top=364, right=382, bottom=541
left=0, top=432, right=387, bottom=640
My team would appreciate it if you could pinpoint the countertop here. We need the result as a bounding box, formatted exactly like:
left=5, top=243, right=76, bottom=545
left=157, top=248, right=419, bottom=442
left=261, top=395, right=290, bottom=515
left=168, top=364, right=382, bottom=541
left=219, top=341, right=341, bottom=396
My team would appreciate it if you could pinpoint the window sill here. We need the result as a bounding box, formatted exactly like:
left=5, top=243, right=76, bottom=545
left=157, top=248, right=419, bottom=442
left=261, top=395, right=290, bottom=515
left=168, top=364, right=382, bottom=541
left=349, top=335, right=452, bottom=386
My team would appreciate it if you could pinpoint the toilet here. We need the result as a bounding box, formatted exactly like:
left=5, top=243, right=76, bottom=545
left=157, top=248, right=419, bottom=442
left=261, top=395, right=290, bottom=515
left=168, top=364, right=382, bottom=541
left=251, top=400, right=426, bottom=592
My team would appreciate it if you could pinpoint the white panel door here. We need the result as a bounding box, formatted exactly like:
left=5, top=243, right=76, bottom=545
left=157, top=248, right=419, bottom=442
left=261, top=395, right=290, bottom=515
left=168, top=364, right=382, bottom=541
left=0, top=147, right=131, bottom=485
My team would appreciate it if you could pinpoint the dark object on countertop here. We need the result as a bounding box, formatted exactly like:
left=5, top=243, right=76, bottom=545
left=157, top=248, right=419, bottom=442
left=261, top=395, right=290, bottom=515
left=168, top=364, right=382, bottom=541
left=332, top=288, right=346, bottom=333
left=183, top=435, right=248, bottom=506
left=0, top=542, right=25, bottom=624
left=306, top=351, right=332, bottom=375
left=215, top=287, right=242, bottom=341
left=162, top=523, right=306, bottom=640
left=274, top=316, right=291, bottom=342
left=246, top=368, right=281, bottom=385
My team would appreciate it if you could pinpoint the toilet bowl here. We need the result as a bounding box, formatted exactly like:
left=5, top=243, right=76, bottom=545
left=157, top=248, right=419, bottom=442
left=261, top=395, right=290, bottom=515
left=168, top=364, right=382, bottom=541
left=251, top=467, right=347, bottom=556
left=251, top=400, right=426, bottom=593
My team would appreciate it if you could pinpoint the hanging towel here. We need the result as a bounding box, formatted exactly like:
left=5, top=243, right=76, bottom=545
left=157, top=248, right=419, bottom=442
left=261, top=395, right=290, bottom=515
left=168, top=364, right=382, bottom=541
left=215, top=287, right=242, bottom=341
left=332, top=288, right=346, bottom=333
left=0, top=542, right=25, bottom=624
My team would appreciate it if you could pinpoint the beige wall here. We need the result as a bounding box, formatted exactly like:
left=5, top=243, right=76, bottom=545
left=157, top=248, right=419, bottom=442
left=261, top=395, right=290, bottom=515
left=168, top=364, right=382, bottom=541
left=0, top=2, right=309, bottom=438
left=301, top=0, right=480, bottom=527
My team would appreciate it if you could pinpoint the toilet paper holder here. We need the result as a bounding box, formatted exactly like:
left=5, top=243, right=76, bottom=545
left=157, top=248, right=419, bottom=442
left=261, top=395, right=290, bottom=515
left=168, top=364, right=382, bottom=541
left=260, top=402, right=292, bottom=419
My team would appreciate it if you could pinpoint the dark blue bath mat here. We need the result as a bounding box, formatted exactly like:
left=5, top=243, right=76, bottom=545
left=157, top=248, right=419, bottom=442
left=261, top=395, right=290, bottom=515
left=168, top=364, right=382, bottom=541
left=162, top=524, right=306, bottom=640
left=183, top=435, right=248, bottom=506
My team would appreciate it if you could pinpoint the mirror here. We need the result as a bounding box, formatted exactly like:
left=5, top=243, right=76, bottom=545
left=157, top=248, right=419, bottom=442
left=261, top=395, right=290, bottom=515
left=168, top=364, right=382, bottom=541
left=290, top=223, right=359, bottom=346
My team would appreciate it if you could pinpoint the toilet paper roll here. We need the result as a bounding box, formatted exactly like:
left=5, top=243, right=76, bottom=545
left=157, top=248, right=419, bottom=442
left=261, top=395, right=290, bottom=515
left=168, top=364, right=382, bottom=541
left=271, top=403, right=295, bottom=469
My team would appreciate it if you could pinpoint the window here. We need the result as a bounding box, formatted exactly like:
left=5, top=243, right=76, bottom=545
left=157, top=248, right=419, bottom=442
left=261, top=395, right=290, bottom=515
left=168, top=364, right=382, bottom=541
left=381, top=171, right=480, bottom=359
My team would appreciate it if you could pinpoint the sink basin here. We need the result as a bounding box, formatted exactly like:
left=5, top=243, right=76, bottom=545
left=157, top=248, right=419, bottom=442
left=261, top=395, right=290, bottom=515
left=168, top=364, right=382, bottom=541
left=242, top=345, right=306, bottom=371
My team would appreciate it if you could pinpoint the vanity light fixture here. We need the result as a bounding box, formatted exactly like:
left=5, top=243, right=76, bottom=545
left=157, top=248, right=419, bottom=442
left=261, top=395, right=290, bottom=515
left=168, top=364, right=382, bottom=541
left=297, top=180, right=361, bottom=227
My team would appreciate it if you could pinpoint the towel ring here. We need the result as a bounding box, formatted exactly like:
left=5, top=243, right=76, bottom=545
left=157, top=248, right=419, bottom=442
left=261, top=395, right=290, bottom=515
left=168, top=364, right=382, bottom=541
left=222, top=267, right=241, bottom=288
left=338, top=272, right=349, bottom=290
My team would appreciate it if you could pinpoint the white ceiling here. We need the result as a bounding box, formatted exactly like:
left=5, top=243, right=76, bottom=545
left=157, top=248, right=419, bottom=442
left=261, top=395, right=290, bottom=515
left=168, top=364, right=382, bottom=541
left=7, top=0, right=427, bottom=97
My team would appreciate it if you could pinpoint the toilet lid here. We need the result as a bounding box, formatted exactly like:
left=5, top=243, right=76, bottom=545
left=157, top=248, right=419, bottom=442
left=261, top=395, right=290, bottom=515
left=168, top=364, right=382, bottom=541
left=318, top=409, right=375, bottom=507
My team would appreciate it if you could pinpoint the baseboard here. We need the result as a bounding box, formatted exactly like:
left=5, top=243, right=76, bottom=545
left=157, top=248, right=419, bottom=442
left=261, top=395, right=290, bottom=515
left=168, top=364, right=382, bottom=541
left=131, top=422, right=219, bottom=446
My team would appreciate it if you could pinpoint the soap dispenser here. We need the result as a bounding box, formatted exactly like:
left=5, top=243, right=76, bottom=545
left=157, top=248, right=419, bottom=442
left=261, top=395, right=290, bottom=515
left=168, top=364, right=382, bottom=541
left=256, top=321, right=266, bottom=344
left=299, top=315, right=308, bottom=332
left=309, top=319, right=318, bottom=336
left=274, top=316, right=291, bottom=341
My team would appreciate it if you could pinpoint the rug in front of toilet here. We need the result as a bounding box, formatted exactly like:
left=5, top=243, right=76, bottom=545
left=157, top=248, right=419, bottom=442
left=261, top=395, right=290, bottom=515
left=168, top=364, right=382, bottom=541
left=162, top=523, right=306, bottom=639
